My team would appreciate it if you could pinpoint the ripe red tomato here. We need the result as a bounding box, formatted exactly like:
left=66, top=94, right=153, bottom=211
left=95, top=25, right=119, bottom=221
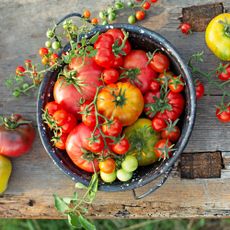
left=102, top=68, right=119, bottom=84
left=142, top=1, right=151, bottom=10
left=85, top=135, right=104, bottom=153
left=150, top=53, right=170, bottom=73
left=54, top=57, right=102, bottom=116
left=218, top=65, right=230, bottom=81
left=113, top=55, right=124, bottom=68
left=111, top=138, right=130, bottom=155
left=66, top=123, right=99, bottom=173
left=216, top=105, right=230, bottom=123
left=99, top=158, right=116, bottom=173
left=54, top=133, right=68, bottom=150
left=150, top=79, right=161, bottom=92
left=123, top=50, right=158, bottom=93
left=152, top=117, right=167, bottom=132
left=154, top=139, right=172, bottom=159
left=15, top=66, right=26, bottom=76
left=102, top=118, right=123, bottom=137
left=0, top=114, right=35, bottom=157
left=136, top=11, right=145, bottom=21
left=39, top=47, right=49, bottom=57
left=169, top=76, right=184, bottom=93
left=195, top=80, right=205, bottom=100
left=180, top=23, right=192, bottom=34
left=95, top=47, right=115, bottom=69
left=161, top=126, right=181, bottom=142
left=45, top=101, right=61, bottom=116
left=94, top=34, right=114, bottom=49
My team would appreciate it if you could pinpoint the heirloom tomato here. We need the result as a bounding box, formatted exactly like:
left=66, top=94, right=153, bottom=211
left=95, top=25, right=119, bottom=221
left=154, top=139, right=172, bottom=159
left=97, top=82, right=144, bottom=126
left=124, top=118, right=160, bottom=166
left=53, top=57, right=102, bottom=116
left=65, top=123, right=99, bottom=173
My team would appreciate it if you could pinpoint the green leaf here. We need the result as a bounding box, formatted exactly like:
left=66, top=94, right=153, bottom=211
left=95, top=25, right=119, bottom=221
left=79, top=215, right=96, bottom=230
left=87, top=173, right=98, bottom=202
left=53, top=194, right=69, bottom=213
left=68, top=213, right=82, bottom=229
left=75, top=182, right=87, bottom=189
left=89, top=32, right=99, bottom=44
left=88, top=49, right=98, bottom=57
left=62, top=197, right=72, bottom=204
left=86, top=46, right=94, bottom=52
left=81, top=37, right=87, bottom=46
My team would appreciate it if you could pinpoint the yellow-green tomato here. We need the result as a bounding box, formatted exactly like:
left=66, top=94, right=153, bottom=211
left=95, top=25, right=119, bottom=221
left=116, top=169, right=133, bottom=182
left=100, top=171, right=116, bottom=183
left=0, top=155, right=12, bottom=194
left=205, top=13, right=230, bottom=61
left=121, top=155, right=138, bottom=172
left=124, top=118, right=160, bottom=166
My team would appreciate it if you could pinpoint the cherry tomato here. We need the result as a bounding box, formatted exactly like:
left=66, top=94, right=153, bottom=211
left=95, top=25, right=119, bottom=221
left=102, top=118, right=123, bottom=137
left=151, top=0, right=158, bottom=2
left=128, top=15, right=136, bottom=24
left=195, top=80, right=205, bottom=100
left=150, top=79, right=161, bottom=92
left=91, top=18, right=99, bottom=25
left=99, top=158, right=116, bottom=174
left=41, top=56, right=49, bottom=65
left=83, top=10, right=91, bottom=18
left=53, top=109, right=69, bottom=126
left=116, top=169, right=133, bottom=182
left=39, top=47, right=49, bottom=57
left=152, top=117, right=167, bottom=132
left=121, top=155, right=138, bottom=172
left=113, top=55, right=124, bottom=68
left=135, top=11, right=145, bottom=21
left=45, top=101, right=61, bottom=116
left=180, top=23, right=192, bottom=34
left=15, top=66, right=25, bottom=76
left=161, top=126, right=181, bottom=142
left=142, top=1, right=151, bottom=10
left=86, top=135, right=104, bottom=153
left=24, top=59, right=32, bottom=68
left=55, top=133, right=68, bottom=150
left=218, top=64, right=230, bottom=81
left=216, top=105, right=230, bottom=123
left=169, top=76, right=184, bottom=93
left=102, top=68, right=119, bottom=84
left=112, top=138, right=130, bottom=155
left=154, top=139, right=172, bottom=159
left=82, top=111, right=96, bottom=129
left=100, top=171, right=116, bottom=183
left=150, top=52, right=170, bottom=73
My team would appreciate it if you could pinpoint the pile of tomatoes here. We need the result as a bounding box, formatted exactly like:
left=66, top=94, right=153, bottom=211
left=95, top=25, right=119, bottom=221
left=43, top=28, right=186, bottom=183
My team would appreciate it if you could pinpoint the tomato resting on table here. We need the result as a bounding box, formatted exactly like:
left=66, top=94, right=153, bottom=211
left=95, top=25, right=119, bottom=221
left=43, top=28, right=186, bottom=183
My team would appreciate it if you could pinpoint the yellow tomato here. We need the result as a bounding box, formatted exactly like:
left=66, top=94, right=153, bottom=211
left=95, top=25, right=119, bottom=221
left=205, top=13, right=230, bottom=61
left=96, top=82, right=144, bottom=126
left=124, top=118, right=160, bottom=166
left=0, top=155, right=12, bottom=194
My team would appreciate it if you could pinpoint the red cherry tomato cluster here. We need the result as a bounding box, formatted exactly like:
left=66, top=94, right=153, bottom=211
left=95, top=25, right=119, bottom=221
left=39, top=47, right=59, bottom=66
left=43, top=28, right=186, bottom=182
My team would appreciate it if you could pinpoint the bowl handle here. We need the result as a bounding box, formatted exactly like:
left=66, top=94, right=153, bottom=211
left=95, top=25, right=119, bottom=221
left=56, top=12, right=90, bottom=26
left=132, top=166, right=173, bottom=200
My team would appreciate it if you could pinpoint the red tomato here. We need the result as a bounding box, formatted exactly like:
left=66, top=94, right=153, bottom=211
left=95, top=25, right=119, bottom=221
left=102, top=118, right=123, bottom=137
left=66, top=123, right=99, bottom=173
left=94, top=47, right=115, bottom=69
left=0, top=114, right=35, bottom=157
left=180, top=23, right=192, bottom=34
left=152, top=117, right=167, bottom=132
left=136, top=11, right=145, bottom=21
left=154, top=139, right=172, bottom=159
left=169, top=76, right=184, bottom=93
left=142, top=1, right=151, bottom=10
left=54, top=57, right=102, bottom=116
left=15, top=66, right=25, bottom=76
left=216, top=105, right=230, bottom=123
left=91, top=18, right=99, bottom=25
left=102, top=68, right=119, bottom=84
left=150, top=79, right=161, bottom=92
left=113, top=55, right=124, bottom=68
left=150, top=53, right=170, bottom=73
left=151, top=0, right=157, bottom=2
left=218, top=65, right=230, bottom=81
left=83, top=10, right=91, bottom=19
left=111, top=138, right=130, bottom=155
left=161, top=126, right=181, bottom=142
left=54, top=133, right=68, bottom=150
left=123, top=50, right=158, bottom=93
left=94, top=33, right=114, bottom=49
left=85, top=135, right=104, bottom=153
left=39, top=47, right=49, bottom=57
left=195, top=80, right=205, bottom=100
left=45, top=101, right=61, bottom=116
left=99, top=158, right=116, bottom=173
left=82, top=112, right=96, bottom=129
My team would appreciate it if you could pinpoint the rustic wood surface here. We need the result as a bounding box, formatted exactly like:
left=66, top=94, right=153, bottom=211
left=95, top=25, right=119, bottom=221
left=0, top=0, right=230, bottom=219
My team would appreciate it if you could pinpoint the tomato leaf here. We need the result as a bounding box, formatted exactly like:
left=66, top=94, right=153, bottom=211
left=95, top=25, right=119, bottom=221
left=89, top=32, right=99, bottom=44
left=62, top=197, right=72, bottom=204
left=79, top=215, right=96, bottom=230
left=75, top=182, right=87, bottom=189
left=68, top=213, right=82, bottom=228
left=53, top=194, right=69, bottom=213
left=87, top=173, right=98, bottom=202
left=88, top=49, right=98, bottom=57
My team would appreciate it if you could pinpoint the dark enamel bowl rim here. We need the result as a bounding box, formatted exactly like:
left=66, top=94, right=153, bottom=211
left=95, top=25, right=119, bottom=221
left=37, top=23, right=196, bottom=192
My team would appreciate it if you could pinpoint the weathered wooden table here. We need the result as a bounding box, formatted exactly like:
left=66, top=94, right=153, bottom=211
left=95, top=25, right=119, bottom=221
left=1, top=0, right=230, bottom=219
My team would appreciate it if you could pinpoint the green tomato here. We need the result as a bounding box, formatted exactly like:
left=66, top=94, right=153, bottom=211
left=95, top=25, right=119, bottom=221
left=128, top=15, right=136, bottom=24
left=107, top=7, right=114, bottom=14
left=127, top=1, right=134, bottom=8
left=102, top=20, right=108, bottom=25
left=122, top=155, right=138, bottom=172
left=52, top=41, right=61, bottom=50
left=46, top=29, right=54, bottom=39
left=45, top=40, right=51, bottom=48
left=124, top=118, right=160, bottom=166
left=108, top=12, right=117, bottom=21
left=99, top=11, right=107, bottom=20
left=100, top=171, right=116, bottom=183
left=115, top=1, right=124, bottom=9
left=116, top=169, right=133, bottom=182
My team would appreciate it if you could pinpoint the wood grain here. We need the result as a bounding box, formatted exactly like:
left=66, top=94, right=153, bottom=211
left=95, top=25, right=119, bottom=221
left=0, top=0, right=230, bottom=219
